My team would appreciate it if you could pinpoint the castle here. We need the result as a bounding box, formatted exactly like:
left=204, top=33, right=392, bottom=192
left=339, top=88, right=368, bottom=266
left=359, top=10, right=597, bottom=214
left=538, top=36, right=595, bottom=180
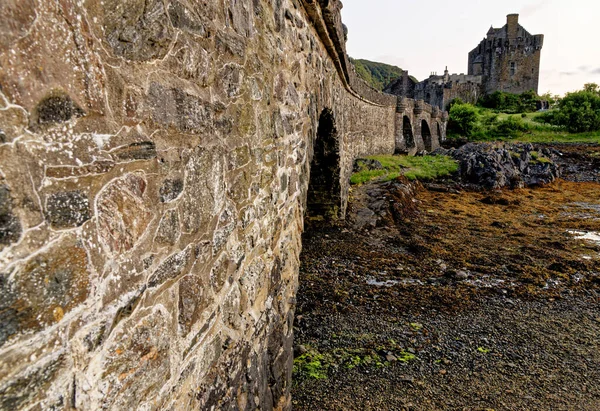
left=385, top=14, right=544, bottom=110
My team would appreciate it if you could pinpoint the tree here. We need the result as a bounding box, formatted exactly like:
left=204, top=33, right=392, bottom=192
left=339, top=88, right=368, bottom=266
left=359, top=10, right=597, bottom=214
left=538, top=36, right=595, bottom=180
left=448, top=103, right=478, bottom=137
left=583, top=83, right=600, bottom=95
left=541, top=86, right=600, bottom=133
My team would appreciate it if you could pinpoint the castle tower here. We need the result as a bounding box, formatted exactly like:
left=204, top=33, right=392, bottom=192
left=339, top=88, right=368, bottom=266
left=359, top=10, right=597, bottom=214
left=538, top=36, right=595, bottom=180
left=467, top=13, right=543, bottom=95
left=506, top=14, right=519, bottom=39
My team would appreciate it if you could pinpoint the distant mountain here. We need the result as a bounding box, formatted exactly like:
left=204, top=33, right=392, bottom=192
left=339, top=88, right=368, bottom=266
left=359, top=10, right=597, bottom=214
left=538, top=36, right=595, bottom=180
left=350, top=58, right=406, bottom=91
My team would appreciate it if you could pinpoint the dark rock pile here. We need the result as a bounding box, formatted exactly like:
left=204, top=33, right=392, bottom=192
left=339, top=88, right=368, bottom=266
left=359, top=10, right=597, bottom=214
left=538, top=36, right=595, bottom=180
left=434, top=143, right=560, bottom=189
left=350, top=177, right=421, bottom=230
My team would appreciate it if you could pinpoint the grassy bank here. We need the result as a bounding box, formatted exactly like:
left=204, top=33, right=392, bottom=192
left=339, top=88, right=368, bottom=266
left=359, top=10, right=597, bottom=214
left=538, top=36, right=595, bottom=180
left=351, top=155, right=459, bottom=185
left=448, top=106, right=600, bottom=144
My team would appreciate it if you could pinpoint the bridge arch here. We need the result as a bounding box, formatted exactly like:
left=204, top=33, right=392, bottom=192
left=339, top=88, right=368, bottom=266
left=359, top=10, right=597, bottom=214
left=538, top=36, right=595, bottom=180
left=421, top=119, right=433, bottom=151
left=400, top=115, right=415, bottom=153
left=306, top=108, right=341, bottom=222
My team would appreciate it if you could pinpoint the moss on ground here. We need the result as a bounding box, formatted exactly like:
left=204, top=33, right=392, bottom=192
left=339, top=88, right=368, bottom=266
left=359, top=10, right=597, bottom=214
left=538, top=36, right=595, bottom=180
left=351, top=155, right=459, bottom=185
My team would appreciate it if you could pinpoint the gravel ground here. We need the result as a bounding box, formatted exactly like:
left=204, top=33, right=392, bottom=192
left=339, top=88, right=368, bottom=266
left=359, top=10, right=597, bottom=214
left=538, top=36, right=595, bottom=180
left=292, top=144, right=600, bottom=410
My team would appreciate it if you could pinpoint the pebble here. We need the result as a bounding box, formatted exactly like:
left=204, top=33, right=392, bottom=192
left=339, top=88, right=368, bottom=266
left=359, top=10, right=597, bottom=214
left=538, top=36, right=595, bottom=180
left=455, top=270, right=469, bottom=280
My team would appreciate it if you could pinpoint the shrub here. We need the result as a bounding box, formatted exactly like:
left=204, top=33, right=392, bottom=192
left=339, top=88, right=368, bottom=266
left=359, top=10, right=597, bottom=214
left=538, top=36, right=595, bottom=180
left=537, top=85, right=600, bottom=132
left=478, top=90, right=538, bottom=113
left=554, top=90, right=600, bottom=132
left=448, top=103, right=478, bottom=136
left=492, top=116, right=529, bottom=137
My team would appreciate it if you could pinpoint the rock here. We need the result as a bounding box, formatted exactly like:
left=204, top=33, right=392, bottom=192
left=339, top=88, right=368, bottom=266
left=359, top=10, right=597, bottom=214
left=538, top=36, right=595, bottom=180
left=0, top=184, right=22, bottom=246
left=455, top=270, right=469, bottom=280
left=104, top=0, right=174, bottom=61
left=155, top=209, right=180, bottom=245
left=159, top=178, right=184, bottom=202
left=147, top=247, right=191, bottom=288
left=0, top=235, right=90, bottom=344
left=112, top=141, right=157, bottom=161
left=45, top=190, right=91, bottom=229
left=446, top=142, right=560, bottom=189
left=97, top=173, right=152, bottom=254
left=353, top=208, right=376, bottom=230
left=32, top=92, right=84, bottom=127
left=353, top=158, right=383, bottom=172
left=294, top=345, right=308, bottom=357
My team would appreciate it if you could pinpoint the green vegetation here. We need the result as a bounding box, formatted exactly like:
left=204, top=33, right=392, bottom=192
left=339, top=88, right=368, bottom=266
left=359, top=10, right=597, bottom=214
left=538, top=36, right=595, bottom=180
left=477, top=347, right=491, bottom=354
left=292, top=343, right=417, bottom=382
left=409, top=322, right=423, bottom=331
left=478, top=90, right=539, bottom=113
left=534, top=83, right=600, bottom=133
left=293, top=349, right=329, bottom=380
left=350, top=58, right=416, bottom=91
left=396, top=351, right=417, bottom=362
left=350, top=155, right=459, bottom=185
left=448, top=103, right=478, bottom=136
left=447, top=86, right=600, bottom=143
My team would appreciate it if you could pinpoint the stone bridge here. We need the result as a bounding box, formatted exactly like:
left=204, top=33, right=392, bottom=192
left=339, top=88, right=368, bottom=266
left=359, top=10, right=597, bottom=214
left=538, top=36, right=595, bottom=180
left=395, top=98, right=449, bottom=155
left=0, top=0, right=446, bottom=409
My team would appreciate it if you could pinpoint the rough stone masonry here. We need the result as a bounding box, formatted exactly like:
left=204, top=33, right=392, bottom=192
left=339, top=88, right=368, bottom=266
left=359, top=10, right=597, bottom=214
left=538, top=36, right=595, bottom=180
left=0, top=0, right=443, bottom=409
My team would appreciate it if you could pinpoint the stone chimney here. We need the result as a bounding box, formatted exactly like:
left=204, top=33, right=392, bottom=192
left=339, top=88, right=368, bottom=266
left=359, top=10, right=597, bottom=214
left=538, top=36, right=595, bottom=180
left=507, top=14, right=519, bottom=38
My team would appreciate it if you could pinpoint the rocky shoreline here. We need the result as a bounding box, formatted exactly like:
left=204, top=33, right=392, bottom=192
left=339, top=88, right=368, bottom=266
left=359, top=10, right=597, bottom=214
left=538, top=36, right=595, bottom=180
left=292, top=142, right=600, bottom=410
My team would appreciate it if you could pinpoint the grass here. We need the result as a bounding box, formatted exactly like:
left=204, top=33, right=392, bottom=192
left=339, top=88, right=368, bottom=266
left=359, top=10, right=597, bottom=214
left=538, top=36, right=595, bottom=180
left=449, top=107, right=600, bottom=144
left=351, top=155, right=459, bottom=185
left=293, top=349, right=329, bottom=380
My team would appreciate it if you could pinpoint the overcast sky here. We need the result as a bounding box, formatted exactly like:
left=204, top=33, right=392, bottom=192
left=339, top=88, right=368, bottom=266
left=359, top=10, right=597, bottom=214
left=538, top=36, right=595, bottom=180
left=340, top=0, right=600, bottom=96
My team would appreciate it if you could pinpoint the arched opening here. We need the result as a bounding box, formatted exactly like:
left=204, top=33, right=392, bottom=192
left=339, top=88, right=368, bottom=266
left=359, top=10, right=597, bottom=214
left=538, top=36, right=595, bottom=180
left=421, top=120, right=433, bottom=151
left=402, top=116, right=415, bottom=150
left=306, top=109, right=341, bottom=222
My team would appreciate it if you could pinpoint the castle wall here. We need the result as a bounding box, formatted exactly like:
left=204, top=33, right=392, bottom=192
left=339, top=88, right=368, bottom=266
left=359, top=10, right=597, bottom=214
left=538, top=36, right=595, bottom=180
left=468, top=14, right=543, bottom=95
left=0, top=0, right=395, bottom=409
left=443, top=82, right=484, bottom=107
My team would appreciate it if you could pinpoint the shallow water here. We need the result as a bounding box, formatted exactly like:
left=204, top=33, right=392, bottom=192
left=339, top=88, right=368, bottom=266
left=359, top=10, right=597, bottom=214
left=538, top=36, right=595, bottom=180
left=568, top=230, right=600, bottom=245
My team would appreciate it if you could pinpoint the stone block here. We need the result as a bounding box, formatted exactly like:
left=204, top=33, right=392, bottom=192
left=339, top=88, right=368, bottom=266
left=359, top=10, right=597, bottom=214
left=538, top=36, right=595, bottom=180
left=0, top=184, right=21, bottom=246
left=159, top=178, right=184, bottom=203
left=155, top=209, right=180, bottom=246
left=97, top=173, right=151, bottom=254
left=103, top=0, right=174, bottom=61
left=0, top=235, right=90, bottom=345
left=45, top=191, right=91, bottom=229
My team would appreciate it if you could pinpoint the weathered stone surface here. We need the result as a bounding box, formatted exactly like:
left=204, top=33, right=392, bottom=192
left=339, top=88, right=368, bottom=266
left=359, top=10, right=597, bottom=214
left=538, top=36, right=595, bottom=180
left=98, top=308, right=172, bottom=409
left=0, top=354, right=65, bottom=410
left=0, top=0, right=405, bottom=409
left=180, top=147, right=225, bottom=235
left=168, top=2, right=207, bottom=36
left=436, top=143, right=560, bottom=189
left=103, top=0, right=174, bottom=61
left=147, top=247, right=191, bottom=288
left=97, top=173, right=151, bottom=254
left=45, top=191, right=91, bottom=229
left=0, top=235, right=90, bottom=345
left=155, top=209, right=180, bottom=245
left=31, top=92, right=85, bottom=127
left=112, top=141, right=157, bottom=161
left=147, top=83, right=223, bottom=134
left=159, top=178, right=184, bottom=203
left=0, top=184, right=21, bottom=246
left=178, top=274, right=211, bottom=335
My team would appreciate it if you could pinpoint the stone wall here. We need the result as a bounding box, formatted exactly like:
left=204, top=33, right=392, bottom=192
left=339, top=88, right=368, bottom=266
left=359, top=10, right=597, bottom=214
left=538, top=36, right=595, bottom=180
left=0, top=0, right=395, bottom=409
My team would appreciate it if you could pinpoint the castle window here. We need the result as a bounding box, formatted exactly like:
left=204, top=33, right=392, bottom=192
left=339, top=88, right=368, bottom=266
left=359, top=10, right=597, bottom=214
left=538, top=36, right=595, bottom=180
left=518, top=36, right=523, bottom=42
left=510, top=62, right=516, bottom=76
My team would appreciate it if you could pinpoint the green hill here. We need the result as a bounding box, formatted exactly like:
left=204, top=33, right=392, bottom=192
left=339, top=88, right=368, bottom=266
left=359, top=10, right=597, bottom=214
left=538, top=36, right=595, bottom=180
left=350, top=58, right=405, bottom=91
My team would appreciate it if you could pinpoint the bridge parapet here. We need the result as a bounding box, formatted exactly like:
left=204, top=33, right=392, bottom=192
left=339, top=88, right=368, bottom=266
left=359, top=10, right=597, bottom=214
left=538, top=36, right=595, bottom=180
left=302, top=0, right=397, bottom=107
